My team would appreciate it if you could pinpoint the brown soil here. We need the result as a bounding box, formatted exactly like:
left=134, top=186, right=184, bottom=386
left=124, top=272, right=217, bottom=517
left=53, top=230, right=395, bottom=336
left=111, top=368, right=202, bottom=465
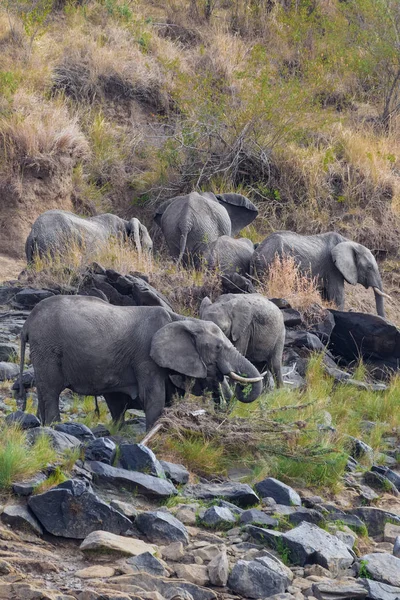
left=0, top=254, right=25, bottom=283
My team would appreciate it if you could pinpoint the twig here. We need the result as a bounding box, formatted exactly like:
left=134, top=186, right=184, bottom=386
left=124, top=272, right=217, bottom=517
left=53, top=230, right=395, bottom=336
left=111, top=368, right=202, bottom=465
left=141, top=422, right=163, bottom=446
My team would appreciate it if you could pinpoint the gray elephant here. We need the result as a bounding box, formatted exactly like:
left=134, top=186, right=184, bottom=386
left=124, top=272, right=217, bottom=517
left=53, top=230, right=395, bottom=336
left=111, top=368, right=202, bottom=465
left=251, top=231, right=390, bottom=318
left=18, top=296, right=264, bottom=429
left=204, top=236, right=254, bottom=275
left=200, top=293, right=285, bottom=387
left=25, top=210, right=153, bottom=262
left=154, top=192, right=258, bottom=265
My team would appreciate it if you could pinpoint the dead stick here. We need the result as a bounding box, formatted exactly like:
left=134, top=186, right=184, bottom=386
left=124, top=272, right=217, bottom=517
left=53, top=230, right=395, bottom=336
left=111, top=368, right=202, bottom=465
left=141, top=422, right=163, bottom=446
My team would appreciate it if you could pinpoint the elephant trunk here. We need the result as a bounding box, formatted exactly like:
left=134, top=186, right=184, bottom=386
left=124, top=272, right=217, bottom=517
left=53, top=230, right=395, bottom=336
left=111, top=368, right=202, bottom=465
left=223, top=348, right=263, bottom=404
left=373, top=287, right=386, bottom=319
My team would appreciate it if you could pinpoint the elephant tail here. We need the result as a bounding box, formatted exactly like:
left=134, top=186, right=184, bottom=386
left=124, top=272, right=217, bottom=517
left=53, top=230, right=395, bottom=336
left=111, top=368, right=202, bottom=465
left=177, top=229, right=189, bottom=264
left=18, top=327, right=28, bottom=411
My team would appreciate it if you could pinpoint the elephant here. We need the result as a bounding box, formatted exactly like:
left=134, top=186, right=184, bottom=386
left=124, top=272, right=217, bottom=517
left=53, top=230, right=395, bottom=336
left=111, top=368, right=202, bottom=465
left=251, top=231, right=390, bottom=318
left=154, top=192, right=258, bottom=265
left=200, top=293, right=285, bottom=387
left=25, top=210, right=153, bottom=262
left=204, top=236, right=254, bottom=276
left=18, top=295, right=264, bottom=429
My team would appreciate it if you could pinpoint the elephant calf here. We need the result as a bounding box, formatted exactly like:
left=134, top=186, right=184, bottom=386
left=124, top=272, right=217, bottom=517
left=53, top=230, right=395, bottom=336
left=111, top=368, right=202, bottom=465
left=25, top=210, right=153, bottom=263
left=18, top=296, right=264, bottom=429
left=200, top=293, right=285, bottom=387
left=204, top=236, right=255, bottom=276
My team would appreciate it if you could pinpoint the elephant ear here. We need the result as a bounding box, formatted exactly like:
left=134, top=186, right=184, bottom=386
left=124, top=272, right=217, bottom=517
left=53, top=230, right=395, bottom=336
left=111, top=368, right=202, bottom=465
left=153, top=198, right=175, bottom=228
left=199, top=296, right=212, bottom=318
left=150, top=321, right=207, bottom=378
left=230, top=300, right=252, bottom=353
left=216, top=193, right=258, bottom=236
left=331, top=242, right=358, bottom=285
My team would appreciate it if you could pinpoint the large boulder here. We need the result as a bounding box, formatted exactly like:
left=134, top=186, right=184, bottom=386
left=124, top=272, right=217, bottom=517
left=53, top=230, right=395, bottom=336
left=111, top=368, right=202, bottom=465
left=54, top=422, right=95, bottom=442
left=183, top=482, right=259, bottom=507
left=228, top=556, right=293, bottom=598
left=360, top=579, right=400, bottom=600
left=160, top=460, right=190, bottom=485
left=84, top=437, right=116, bottom=464
left=347, top=507, right=400, bottom=537
left=80, top=531, right=156, bottom=556
left=135, top=511, right=189, bottom=545
left=119, top=443, right=164, bottom=477
left=254, top=477, right=301, bottom=507
left=5, top=411, right=40, bottom=430
left=357, top=553, right=400, bottom=587
left=199, top=506, right=237, bottom=529
left=1, top=504, right=43, bottom=536
left=27, top=427, right=81, bottom=453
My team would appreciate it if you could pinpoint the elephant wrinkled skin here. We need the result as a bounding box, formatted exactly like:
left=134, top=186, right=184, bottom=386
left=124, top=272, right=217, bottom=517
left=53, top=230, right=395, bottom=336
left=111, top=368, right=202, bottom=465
left=204, top=235, right=254, bottom=276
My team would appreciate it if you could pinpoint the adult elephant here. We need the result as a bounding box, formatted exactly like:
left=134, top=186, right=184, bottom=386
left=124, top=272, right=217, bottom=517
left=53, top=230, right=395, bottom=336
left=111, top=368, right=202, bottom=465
left=200, top=293, right=285, bottom=387
left=204, top=236, right=254, bottom=276
left=25, top=210, right=153, bottom=262
left=154, top=192, right=258, bottom=265
left=251, top=231, right=390, bottom=318
left=18, top=296, right=263, bottom=429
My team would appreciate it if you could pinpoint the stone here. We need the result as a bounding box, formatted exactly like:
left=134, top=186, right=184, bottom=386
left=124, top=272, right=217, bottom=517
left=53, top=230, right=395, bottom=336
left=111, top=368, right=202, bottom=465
left=207, top=550, right=229, bottom=586
left=54, top=422, right=95, bottom=442
left=85, top=438, right=116, bottom=464
left=282, top=523, right=354, bottom=570
left=80, top=531, right=157, bottom=556
left=358, top=484, right=380, bottom=504
left=311, top=580, right=367, bottom=600
left=245, top=525, right=283, bottom=548
left=228, top=556, right=293, bottom=598
left=126, top=552, right=168, bottom=577
left=348, top=507, right=400, bottom=537
left=216, top=499, right=244, bottom=516
left=254, top=477, right=301, bottom=507
left=28, top=479, right=132, bottom=538
left=0, top=362, right=19, bottom=381
left=175, top=506, right=197, bottom=526
left=105, top=572, right=216, bottom=600
left=91, top=423, right=111, bottom=438
left=0, top=342, right=18, bottom=362
left=282, top=308, right=302, bottom=327
left=27, top=427, right=81, bottom=453
left=240, top=509, right=279, bottom=528
left=160, top=461, right=190, bottom=485
left=192, top=544, right=222, bottom=562
left=110, top=500, right=137, bottom=520
left=371, top=466, right=400, bottom=491
left=348, top=437, right=374, bottom=462
left=199, top=506, right=236, bottom=529
left=360, top=579, right=400, bottom=600
left=119, top=443, right=164, bottom=478
left=183, top=482, right=259, bottom=507
left=394, top=536, right=400, bottom=558
left=332, top=529, right=356, bottom=550
left=160, top=541, right=185, bottom=561
left=364, top=471, right=399, bottom=496
left=13, top=288, right=54, bottom=309
left=4, top=411, right=40, bottom=429
left=12, top=473, right=47, bottom=496
left=384, top=522, right=400, bottom=543
left=86, top=461, right=177, bottom=498
left=174, top=564, right=210, bottom=587
left=75, top=565, right=116, bottom=578
left=1, top=504, right=43, bottom=536
left=12, top=367, right=35, bottom=393
left=135, top=511, right=189, bottom=545
left=358, top=553, right=400, bottom=586
left=288, top=508, right=326, bottom=527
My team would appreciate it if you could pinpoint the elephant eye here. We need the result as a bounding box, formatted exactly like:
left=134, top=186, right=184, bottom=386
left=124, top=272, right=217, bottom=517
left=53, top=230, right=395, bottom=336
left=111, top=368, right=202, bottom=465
left=216, top=343, right=222, bottom=351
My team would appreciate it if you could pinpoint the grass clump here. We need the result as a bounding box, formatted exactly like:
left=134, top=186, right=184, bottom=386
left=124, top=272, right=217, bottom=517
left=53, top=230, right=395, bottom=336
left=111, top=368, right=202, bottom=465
left=33, top=467, right=68, bottom=494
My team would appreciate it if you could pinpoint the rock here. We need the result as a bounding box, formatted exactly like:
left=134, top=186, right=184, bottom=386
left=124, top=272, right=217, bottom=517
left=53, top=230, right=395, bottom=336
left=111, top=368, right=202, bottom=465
left=0, top=342, right=18, bottom=362
left=384, top=522, right=400, bottom=543
left=135, top=511, right=189, bottom=545
left=240, top=509, right=279, bottom=528
left=110, top=500, right=137, bottom=520
left=12, top=367, right=35, bottom=392
left=104, top=572, right=217, bottom=600
left=348, top=507, right=400, bottom=537
left=288, top=508, right=326, bottom=527
left=126, top=552, right=168, bottom=577
left=12, top=473, right=47, bottom=496
left=282, top=523, right=354, bottom=570
left=311, top=580, right=367, bottom=599
left=254, top=477, right=301, bottom=507
left=192, top=544, right=223, bottom=562
left=80, top=531, right=156, bottom=556
left=358, top=553, right=400, bottom=586
left=216, top=500, right=244, bottom=516
left=160, top=461, right=190, bottom=485
left=348, top=437, right=374, bottom=462
left=183, top=482, right=259, bottom=507
left=331, top=529, right=356, bottom=550
left=28, top=479, right=132, bottom=538
left=394, top=536, right=400, bottom=558
left=0, top=362, right=19, bottom=381
left=91, top=423, right=111, bottom=438
left=160, top=541, right=185, bottom=561
left=371, top=466, right=400, bottom=491
left=13, top=288, right=55, bottom=309
left=54, top=422, right=95, bottom=442
left=75, top=565, right=116, bottom=578
left=228, top=556, right=293, bottom=598
left=119, top=443, right=164, bottom=478
left=207, top=550, right=229, bottom=586
left=175, top=506, right=197, bottom=526
left=174, top=564, right=210, bottom=587
left=282, top=308, right=302, bottom=327
left=199, top=506, right=236, bottom=529
left=285, top=330, right=325, bottom=351
left=85, top=437, right=116, bottom=464
left=27, top=427, right=81, bottom=453
left=5, top=411, right=40, bottom=429
left=358, top=484, right=380, bottom=504
left=86, top=461, right=177, bottom=498
left=364, top=471, right=399, bottom=496
left=245, top=526, right=283, bottom=548
left=1, top=504, right=43, bottom=536
left=360, top=579, right=400, bottom=600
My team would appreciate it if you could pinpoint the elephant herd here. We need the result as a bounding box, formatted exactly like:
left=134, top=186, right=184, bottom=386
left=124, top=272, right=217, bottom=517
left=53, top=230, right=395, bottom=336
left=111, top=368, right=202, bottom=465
left=20, top=191, right=391, bottom=429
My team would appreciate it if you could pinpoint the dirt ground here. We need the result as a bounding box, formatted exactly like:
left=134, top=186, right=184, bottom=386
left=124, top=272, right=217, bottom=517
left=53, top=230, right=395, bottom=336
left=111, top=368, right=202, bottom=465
left=0, top=254, right=25, bottom=284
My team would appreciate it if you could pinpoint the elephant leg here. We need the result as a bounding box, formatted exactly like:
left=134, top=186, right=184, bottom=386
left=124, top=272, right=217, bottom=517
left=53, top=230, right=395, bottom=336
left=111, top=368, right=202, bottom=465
left=103, top=392, right=134, bottom=425
left=270, top=356, right=284, bottom=388
left=138, top=372, right=166, bottom=430
left=34, top=364, right=63, bottom=424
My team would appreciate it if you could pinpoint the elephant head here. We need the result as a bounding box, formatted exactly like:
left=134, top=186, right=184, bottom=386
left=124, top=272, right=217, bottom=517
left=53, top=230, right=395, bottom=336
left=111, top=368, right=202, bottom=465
left=200, top=295, right=253, bottom=356
left=127, top=218, right=153, bottom=254
left=331, top=241, right=390, bottom=318
left=215, top=193, right=258, bottom=236
left=150, top=318, right=263, bottom=403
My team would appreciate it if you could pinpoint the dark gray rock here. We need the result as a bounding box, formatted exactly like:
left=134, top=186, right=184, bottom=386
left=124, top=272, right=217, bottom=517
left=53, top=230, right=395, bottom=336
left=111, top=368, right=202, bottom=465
left=109, top=500, right=137, bottom=520
left=254, top=477, right=301, bottom=507
left=371, top=466, right=400, bottom=491
left=105, top=571, right=216, bottom=600
left=1, top=504, right=43, bottom=536
left=119, top=443, right=164, bottom=477
left=281, top=308, right=302, bottom=327
left=54, top=422, right=95, bottom=442
left=0, top=361, right=19, bottom=381
left=13, top=288, right=55, bottom=309
left=348, top=507, right=400, bottom=537
left=285, top=330, right=325, bottom=351
left=183, top=482, right=259, bottom=508
left=91, top=423, right=111, bottom=438
left=245, top=526, right=283, bottom=548
left=135, top=511, right=189, bottom=545
left=160, top=460, right=189, bottom=485
left=217, top=500, right=244, bottom=516
left=360, top=579, right=400, bottom=600
left=228, top=556, right=293, bottom=598
left=84, top=437, right=116, bottom=464
left=28, top=478, right=132, bottom=538
left=288, top=508, right=326, bottom=527
left=282, top=522, right=354, bottom=570
left=0, top=285, right=22, bottom=305
left=240, top=509, right=279, bottom=528
left=27, top=427, right=81, bottom=452
left=5, top=411, right=40, bottom=429
left=326, top=511, right=366, bottom=532
left=311, top=580, right=367, bottom=599
left=364, top=471, right=399, bottom=496
left=86, top=461, right=177, bottom=498
left=199, top=506, right=237, bottom=529
left=12, top=367, right=35, bottom=392
left=12, top=473, right=47, bottom=496
left=0, top=342, right=18, bottom=362
left=358, top=553, right=400, bottom=586
left=126, top=551, right=168, bottom=577
left=348, top=437, right=374, bottom=462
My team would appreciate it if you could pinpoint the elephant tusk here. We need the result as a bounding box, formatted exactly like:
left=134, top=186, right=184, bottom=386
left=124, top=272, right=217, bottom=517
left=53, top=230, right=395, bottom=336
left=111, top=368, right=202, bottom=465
left=373, top=287, right=392, bottom=300
left=229, top=371, right=264, bottom=384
